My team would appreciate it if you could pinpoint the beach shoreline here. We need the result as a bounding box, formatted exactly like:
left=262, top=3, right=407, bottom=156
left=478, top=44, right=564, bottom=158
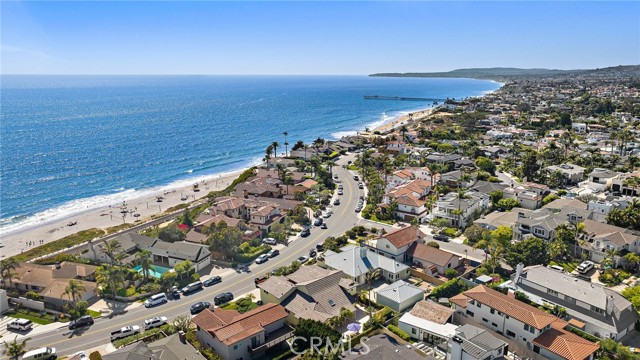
left=0, top=168, right=247, bottom=259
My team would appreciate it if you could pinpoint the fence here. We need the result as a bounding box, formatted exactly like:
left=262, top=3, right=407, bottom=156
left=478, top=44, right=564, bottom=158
left=12, top=297, right=45, bottom=311
left=409, top=268, right=445, bottom=285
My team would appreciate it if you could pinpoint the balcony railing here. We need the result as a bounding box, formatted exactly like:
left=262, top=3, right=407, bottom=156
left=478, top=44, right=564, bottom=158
left=249, top=329, right=295, bottom=353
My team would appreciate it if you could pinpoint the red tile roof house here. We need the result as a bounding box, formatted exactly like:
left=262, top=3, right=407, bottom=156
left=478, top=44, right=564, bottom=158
left=192, top=303, right=292, bottom=360
left=364, top=225, right=425, bottom=262
left=406, top=243, right=461, bottom=277
left=450, top=286, right=599, bottom=360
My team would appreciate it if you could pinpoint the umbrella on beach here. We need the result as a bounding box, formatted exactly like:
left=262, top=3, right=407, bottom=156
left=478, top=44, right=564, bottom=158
left=347, top=323, right=361, bottom=332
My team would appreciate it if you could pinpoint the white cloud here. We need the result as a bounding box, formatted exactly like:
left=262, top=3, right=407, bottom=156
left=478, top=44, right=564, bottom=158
left=1, top=43, right=58, bottom=60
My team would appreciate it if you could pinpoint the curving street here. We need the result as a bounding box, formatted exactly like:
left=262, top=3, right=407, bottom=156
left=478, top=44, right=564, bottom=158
left=15, top=154, right=369, bottom=357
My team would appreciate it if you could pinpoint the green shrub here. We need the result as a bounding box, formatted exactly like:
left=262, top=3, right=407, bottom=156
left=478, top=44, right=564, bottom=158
left=442, top=228, right=457, bottom=237
left=11, top=228, right=105, bottom=262
left=89, top=351, right=103, bottom=360
left=430, top=278, right=471, bottom=300
left=444, top=268, right=458, bottom=279
left=387, top=324, right=412, bottom=341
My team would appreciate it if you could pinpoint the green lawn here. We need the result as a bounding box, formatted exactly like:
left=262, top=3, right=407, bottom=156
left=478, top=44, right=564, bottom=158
left=88, top=309, right=102, bottom=318
left=549, top=260, right=578, bottom=272
left=8, top=311, right=55, bottom=325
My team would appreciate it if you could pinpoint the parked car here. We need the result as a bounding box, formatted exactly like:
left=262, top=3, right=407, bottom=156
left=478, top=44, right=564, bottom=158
left=577, top=261, right=595, bottom=274
left=143, top=316, right=168, bottom=330
left=353, top=175, right=359, bottom=181
left=110, top=326, right=140, bottom=341
left=337, top=190, right=344, bottom=195
left=334, top=199, right=341, bottom=205
left=255, top=254, right=269, bottom=264
left=144, top=293, right=168, bottom=307
left=355, top=206, right=362, bottom=213
left=7, top=319, right=33, bottom=332
left=182, top=281, right=203, bottom=295
left=267, top=249, right=280, bottom=258
left=321, top=223, right=328, bottom=229
left=262, top=237, right=277, bottom=245
left=203, top=276, right=222, bottom=287
left=69, top=351, right=86, bottom=360
left=22, top=347, right=57, bottom=360
left=314, top=218, right=323, bottom=226
left=316, top=242, right=324, bottom=251
left=214, top=292, right=234, bottom=305
left=433, top=234, right=449, bottom=242
left=358, top=182, right=364, bottom=189
left=68, top=315, right=94, bottom=330
left=170, top=288, right=181, bottom=299
left=297, top=256, right=309, bottom=263
left=323, top=211, right=332, bottom=218
left=309, top=249, right=317, bottom=257
left=548, top=265, right=565, bottom=272
left=300, top=228, right=311, bottom=237
left=190, top=302, right=211, bottom=315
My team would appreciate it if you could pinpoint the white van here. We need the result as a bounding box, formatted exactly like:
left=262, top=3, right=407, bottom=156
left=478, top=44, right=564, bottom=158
left=22, top=347, right=57, bottom=360
left=144, top=293, right=168, bottom=308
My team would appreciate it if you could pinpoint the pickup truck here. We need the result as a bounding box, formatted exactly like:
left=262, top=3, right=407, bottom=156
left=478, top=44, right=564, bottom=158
left=110, top=325, right=140, bottom=341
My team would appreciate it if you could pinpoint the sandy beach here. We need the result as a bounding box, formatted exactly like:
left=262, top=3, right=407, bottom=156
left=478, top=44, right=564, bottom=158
left=0, top=169, right=247, bottom=260
left=370, top=107, right=435, bottom=134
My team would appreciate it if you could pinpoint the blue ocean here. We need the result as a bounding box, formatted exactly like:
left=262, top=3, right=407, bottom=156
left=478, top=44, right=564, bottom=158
left=0, top=75, right=500, bottom=234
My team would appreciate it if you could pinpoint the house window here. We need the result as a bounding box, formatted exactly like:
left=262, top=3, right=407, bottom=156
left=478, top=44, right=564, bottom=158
left=482, top=318, right=488, bottom=323
left=477, top=303, right=481, bottom=308
left=492, top=322, right=498, bottom=327
left=466, top=310, right=475, bottom=317
left=411, top=328, right=416, bottom=334
left=233, top=344, right=239, bottom=350
left=547, top=289, right=559, bottom=297
left=506, top=330, right=515, bottom=337
left=490, top=309, right=495, bottom=314
left=590, top=306, right=605, bottom=315
left=386, top=244, right=390, bottom=249
left=447, top=263, right=451, bottom=268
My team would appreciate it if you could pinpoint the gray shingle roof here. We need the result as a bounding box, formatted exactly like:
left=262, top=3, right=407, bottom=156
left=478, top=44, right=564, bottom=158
left=455, top=324, right=507, bottom=358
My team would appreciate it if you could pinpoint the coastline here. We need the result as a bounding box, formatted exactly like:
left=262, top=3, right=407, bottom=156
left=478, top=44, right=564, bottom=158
left=0, top=168, right=246, bottom=259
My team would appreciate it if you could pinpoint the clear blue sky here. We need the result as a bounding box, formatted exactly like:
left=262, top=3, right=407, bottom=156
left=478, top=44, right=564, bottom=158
left=1, top=1, right=638, bottom=75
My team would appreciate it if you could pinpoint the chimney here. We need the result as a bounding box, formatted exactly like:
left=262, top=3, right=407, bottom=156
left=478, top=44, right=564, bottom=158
left=360, top=247, right=367, bottom=259
left=178, top=330, right=186, bottom=343
left=606, top=295, right=614, bottom=315
left=513, top=263, right=525, bottom=288
left=243, top=190, right=249, bottom=199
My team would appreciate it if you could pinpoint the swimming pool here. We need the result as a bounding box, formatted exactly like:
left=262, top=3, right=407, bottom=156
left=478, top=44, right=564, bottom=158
left=133, top=265, right=172, bottom=278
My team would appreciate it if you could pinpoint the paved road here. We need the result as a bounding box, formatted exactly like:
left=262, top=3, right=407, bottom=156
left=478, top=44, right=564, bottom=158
left=16, top=154, right=367, bottom=357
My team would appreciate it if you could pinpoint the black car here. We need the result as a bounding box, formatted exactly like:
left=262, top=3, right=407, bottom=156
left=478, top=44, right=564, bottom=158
left=203, top=276, right=222, bottom=287
left=69, top=315, right=94, bottom=330
left=320, top=223, right=328, bottom=229
left=300, top=228, right=311, bottom=237
left=314, top=218, right=323, bottom=226
left=309, top=249, right=317, bottom=257
left=333, top=199, right=340, bottom=206
left=214, top=292, right=234, bottom=305
left=316, top=242, right=324, bottom=251
left=433, top=234, right=450, bottom=242
left=190, top=301, right=211, bottom=315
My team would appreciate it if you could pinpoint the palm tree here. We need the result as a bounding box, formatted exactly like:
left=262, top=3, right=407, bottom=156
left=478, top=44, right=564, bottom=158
left=624, top=253, right=640, bottom=272
left=549, top=239, right=568, bottom=261
left=264, top=144, right=274, bottom=167
left=312, top=137, right=325, bottom=154
left=96, top=265, right=124, bottom=299
left=399, top=125, right=408, bottom=142
left=0, top=258, right=19, bottom=289
left=271, top=141, right=280, bottom=158
left=63, top=279, right=86, bottom=302
left=364, top=268, right=381, bottom=318
left=172, top=314, right=192, bottom=333
left=3, top=335, right=31, bottom=359
left=339, top=307, right=354, bottom=325
left=568, top=221, right=587, bottom=258
left=100, top=239, right=122, bottom=266
left=282, top=131, right=289, bottom=157
left=135, top=250, right=154, bottom=284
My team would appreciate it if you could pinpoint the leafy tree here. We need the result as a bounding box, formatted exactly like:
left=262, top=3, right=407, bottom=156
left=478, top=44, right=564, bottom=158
left=597, top=338, right=640, bottom=360
left=160, top=270, right=178, bottom=290
left=0, top=258, right=18, bottom=289
left=100, top=239, right=122, bottom=266
left=426, top=241, right=440, bottom=248
left=504, top=237, right=550, bottom=268
left=158, top=226, right=186, bottom=243
left=490, top=226, right=513, bottom=247
left=549, top=239, right=568, bottom=261
left=489, top=191, right=504, bottom=206
left=135, top=250, right=154, bottom=284
left=173, top=260, right=194, bottom=281
left=444, top=268, right=458, bottom=279
left=463, top=224, right=489, bottom=245
left=172, top=314, right=192, bottom=333
left=624, top=253, right=640, bottom=272
left=475, top=156, right=496, bottom=175
left=622, top=285, right=640, bottom=312
left=66, top=300, right=89, bottom=320
left=542, top=193, right=559, bottom=206
left=181, top=210, right=193, bottom=228
left=269, top=223, right=288, bottom=243
left=497, top=198, right=520, bottom=211
left=292, top=319, right=340, bottom=353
